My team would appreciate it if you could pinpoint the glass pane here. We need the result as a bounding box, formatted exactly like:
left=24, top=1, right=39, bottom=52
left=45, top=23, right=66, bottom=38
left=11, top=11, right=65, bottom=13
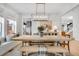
left=0, top=17, right=4, bottom=37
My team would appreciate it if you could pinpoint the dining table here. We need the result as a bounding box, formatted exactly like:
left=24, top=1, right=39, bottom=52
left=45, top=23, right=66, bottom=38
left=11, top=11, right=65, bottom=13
left=12, top=35, right=72, bottom=52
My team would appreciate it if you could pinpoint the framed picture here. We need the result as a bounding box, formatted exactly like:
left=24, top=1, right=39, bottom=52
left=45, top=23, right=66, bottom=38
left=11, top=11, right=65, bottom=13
left=23, top=20, right=32, bottom=35
left=67, top=20, right=73, bottom=31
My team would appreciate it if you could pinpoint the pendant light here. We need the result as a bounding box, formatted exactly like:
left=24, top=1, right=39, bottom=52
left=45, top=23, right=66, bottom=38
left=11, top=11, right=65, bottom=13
left=33, top=3, right=48, bottom=20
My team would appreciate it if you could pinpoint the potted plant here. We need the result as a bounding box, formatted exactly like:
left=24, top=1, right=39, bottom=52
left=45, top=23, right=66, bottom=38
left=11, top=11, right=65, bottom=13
left=38, top=26, right=44, bottom=37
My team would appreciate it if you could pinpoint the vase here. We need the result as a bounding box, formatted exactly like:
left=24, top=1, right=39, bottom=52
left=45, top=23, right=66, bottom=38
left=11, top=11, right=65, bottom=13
left=39, top=32, right=43, bottom=37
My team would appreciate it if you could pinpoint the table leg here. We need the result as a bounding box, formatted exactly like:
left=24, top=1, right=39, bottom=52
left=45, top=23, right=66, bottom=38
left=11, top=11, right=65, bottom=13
left=22, top=41, right=25, bottom=47
left=26, top=42, right=29, bottom=46
left=68, top=41, right=70, bottom=53
left=57, top=41, right=59, bottom=46
left=62, top=53, right=66, bottom=56
left=22, top=41, right=29, bottom=47
left=63, top=41, right=65, bottom=47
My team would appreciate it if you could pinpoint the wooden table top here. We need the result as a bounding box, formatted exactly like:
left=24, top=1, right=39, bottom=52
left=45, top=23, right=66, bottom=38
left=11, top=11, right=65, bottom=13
left=12, top=35, right=71, bottom=42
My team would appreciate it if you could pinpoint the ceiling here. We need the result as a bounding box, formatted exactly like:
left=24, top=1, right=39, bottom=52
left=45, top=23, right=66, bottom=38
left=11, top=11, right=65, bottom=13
left=4, top=3, right=79, bottom=16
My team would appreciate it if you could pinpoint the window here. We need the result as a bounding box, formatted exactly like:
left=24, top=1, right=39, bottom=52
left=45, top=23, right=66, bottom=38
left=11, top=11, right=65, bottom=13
left=7, top=19, right=16, bottom=35
left=0, top=17, right=4, bottom=37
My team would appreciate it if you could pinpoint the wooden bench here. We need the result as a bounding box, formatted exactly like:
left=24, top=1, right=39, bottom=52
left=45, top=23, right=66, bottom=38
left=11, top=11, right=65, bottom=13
left=20, top=46, right=69, bottom=56
left=20, top=46, right=38, bottom=56
left=47, top=46, right=69, bottom=56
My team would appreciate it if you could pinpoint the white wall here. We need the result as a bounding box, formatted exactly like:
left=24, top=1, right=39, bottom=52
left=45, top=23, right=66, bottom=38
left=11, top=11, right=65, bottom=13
left=17, top=14, right=23, bottom=35
left=49, top=15, right=61, bottom=31
left=62, top=5, right=79, bottom=40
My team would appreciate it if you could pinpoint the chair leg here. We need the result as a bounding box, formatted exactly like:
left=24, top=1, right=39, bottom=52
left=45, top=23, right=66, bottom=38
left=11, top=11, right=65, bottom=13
left=57, top=41, right=60, bottom=46
left=68, top=41, right=70, bottom=53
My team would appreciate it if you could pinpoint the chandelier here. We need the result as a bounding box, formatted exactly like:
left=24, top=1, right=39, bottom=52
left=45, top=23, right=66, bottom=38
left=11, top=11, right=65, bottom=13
left=33, top=3, right=48, bottom=20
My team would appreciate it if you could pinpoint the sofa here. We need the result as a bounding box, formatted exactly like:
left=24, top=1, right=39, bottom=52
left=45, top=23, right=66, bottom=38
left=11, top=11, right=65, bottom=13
left=0, top=34, right=21, bottom=56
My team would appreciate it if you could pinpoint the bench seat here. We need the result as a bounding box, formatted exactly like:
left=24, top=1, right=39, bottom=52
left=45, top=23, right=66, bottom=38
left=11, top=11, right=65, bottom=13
left=20, top=46, right=69, bottom=56
left=20, top=46, right=38, bottom=56
left=47, top=46, right=69, bottom=55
